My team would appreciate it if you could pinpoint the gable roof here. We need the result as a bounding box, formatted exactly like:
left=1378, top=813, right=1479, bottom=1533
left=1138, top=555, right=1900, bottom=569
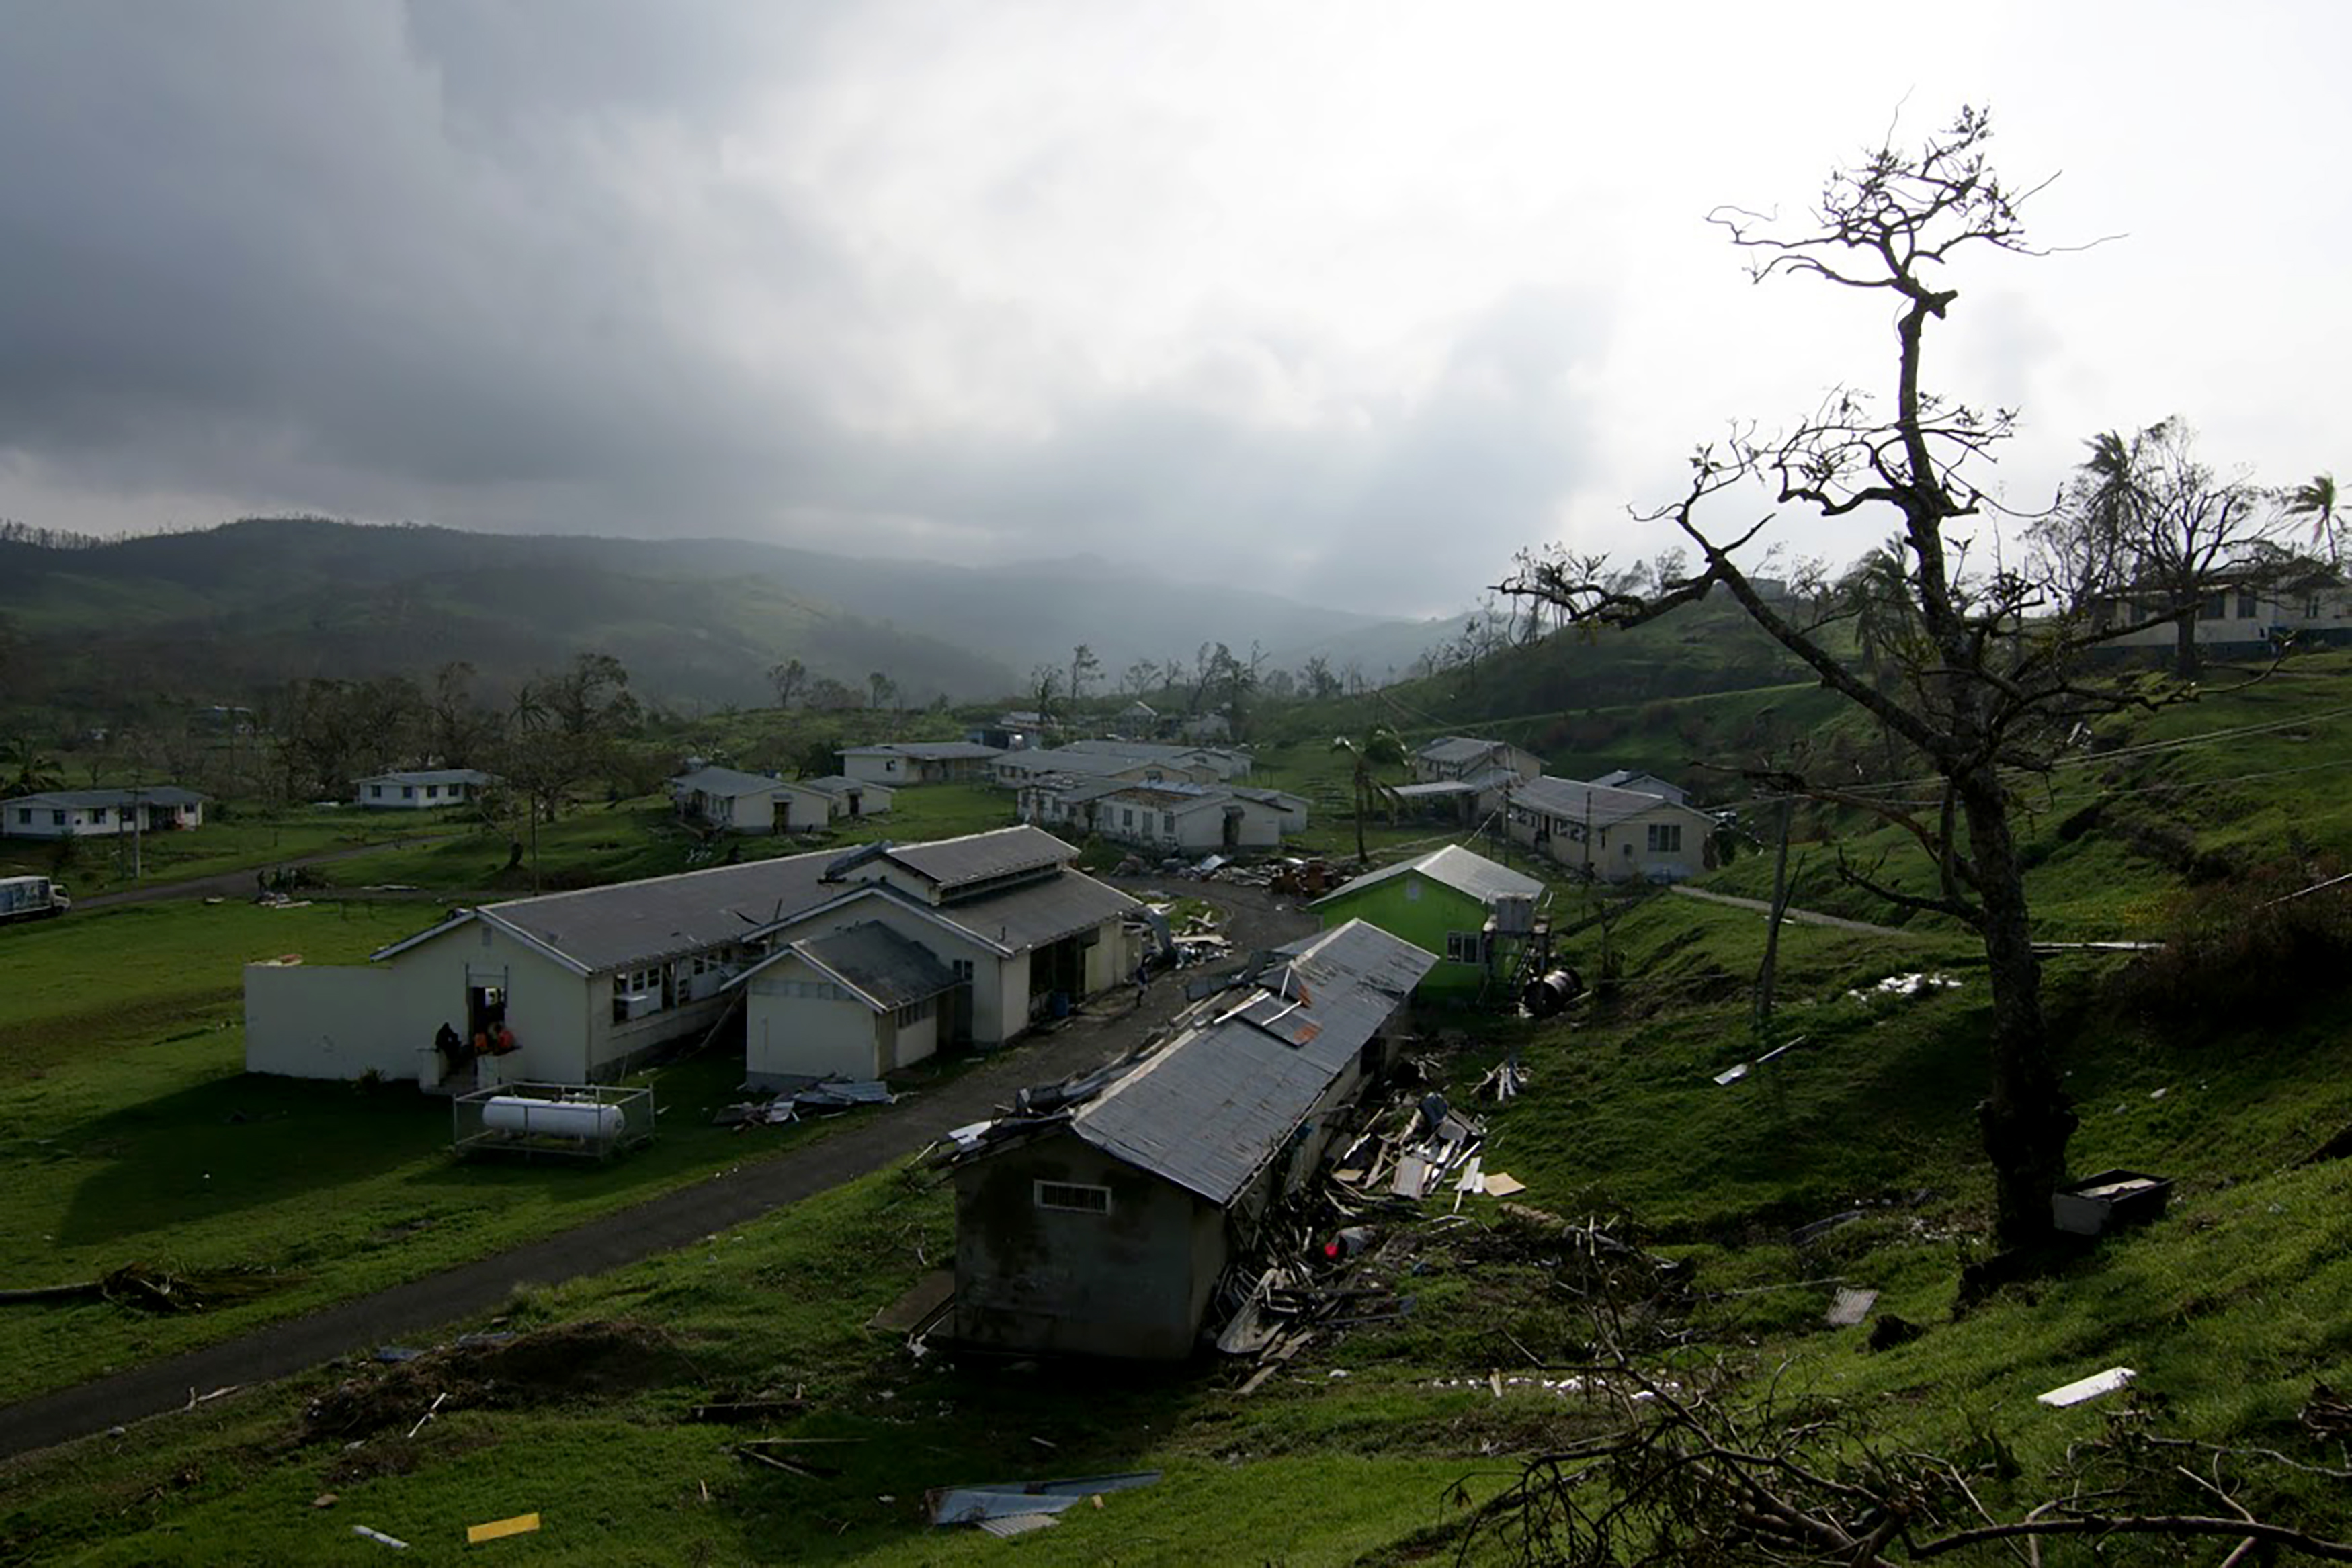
left=1313, top=843, right=1543, bottom=909
left=8, top=785, right=208, bottom=810
left=671, top=765, right=794, bottom=798
left=798, top=774, right=890, bottom=796
left=1067, top=919, right=1434, bottom=1205
left=883, top=824, right=1075, bottom=891
left=837, top=741, right=1004, bottom=761
left=1591, top=768, right=1679, bottom=797
left=1512, top=776, right=1712, bottom=830
left=1415, top=734, right=1512, bottom=765
left=792, top=922, right=961, bottom=1011
left=353, top=769, right=493, bottom=788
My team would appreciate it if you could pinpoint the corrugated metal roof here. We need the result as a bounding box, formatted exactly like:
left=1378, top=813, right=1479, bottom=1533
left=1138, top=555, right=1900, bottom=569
left=671, top=765, right=793, bottom=797
left=796, top=922, right=960, bottom=1010
left=1069, top=918, right=1429, bottom=1204
left=1314, top=844, right=1543, bottom=908
left=1058, top=738, right=1242, bottom=766
left=837, top=741, right=1004, bottom=761
left=885, top=825, right=1075, bottom=890
left=1512, top=776, right=1708, bottom=830
left=1415, top=735, right=1509, bottom=765
left=9, top=785, right=208, bottom=808
left=353, top=769, right=493, bottom=787
left=939, top=867, right=1136, bottom=949
left=478, top=849, right=840, bottom=973
left=799, top=775, right=888, bottom=795
left=1591, top=769, right=1679, bottom=797
left=1073, top=1022, right=1334, bottom=1206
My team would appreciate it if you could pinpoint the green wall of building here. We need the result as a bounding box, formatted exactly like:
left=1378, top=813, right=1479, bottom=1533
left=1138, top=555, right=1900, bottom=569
left=1314, top=872, right=1490, bottom=997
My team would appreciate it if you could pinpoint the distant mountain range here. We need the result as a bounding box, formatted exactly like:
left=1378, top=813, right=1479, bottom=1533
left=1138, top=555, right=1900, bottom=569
left=0, top=518, right=1449, bottom=711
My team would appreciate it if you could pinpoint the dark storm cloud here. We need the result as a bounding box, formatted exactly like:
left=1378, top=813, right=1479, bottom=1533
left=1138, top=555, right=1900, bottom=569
left=0, top=1, right=1607, bottom=610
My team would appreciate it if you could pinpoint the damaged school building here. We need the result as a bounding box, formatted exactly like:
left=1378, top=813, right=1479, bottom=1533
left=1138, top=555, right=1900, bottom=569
left=242, top=826, right=1137, bottom=1093
left=941, top=920, right=1437, bottom=1359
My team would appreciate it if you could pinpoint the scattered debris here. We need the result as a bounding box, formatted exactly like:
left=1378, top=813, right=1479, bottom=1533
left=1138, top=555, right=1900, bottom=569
left=868, top=1270, right=955, bottom=1334
left=1712, top=1037, right=1807, bottom=1086
left=465, top=1513, right=541, bottom=1544
left=1825, top=1287, right=1878, bottom=1327
left=2302, top=1381, right=2352, bottom=1440
left=312, top=1493, right=339, bottom=1510
left=2038, top=1366, right=2136, bottom=1408
left=0, top=1261, right=285, bottom=1315
left=407, top=1391, right=448, bottom=1440
left=978, top=1513, right=1060, bottom=1538
left=2051, top=1170, right=2173, bottom=1237
left=716, top=1078, right=898, bottom=1129
left=350, top=1524, right=410, bottom=1549
left=927, top=1472, right=1161, bottom=1528
left=306, top=1321, right=691, bottom=1439
left=692, top=1398, right=808, bottom=1424
left=1847, top=972, right=1962, bottom=1001
left=1481, top=1172, right=1526, bottom=1199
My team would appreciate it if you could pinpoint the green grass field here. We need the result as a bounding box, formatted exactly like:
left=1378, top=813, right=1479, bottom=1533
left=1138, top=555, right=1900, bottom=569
left=0, top=805, right=469, bottom=899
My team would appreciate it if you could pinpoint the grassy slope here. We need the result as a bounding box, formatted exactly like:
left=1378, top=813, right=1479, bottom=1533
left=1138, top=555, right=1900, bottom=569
left=0, top=808, right=468, bottom=899
left=6, top=659, right=2352, bottom=1563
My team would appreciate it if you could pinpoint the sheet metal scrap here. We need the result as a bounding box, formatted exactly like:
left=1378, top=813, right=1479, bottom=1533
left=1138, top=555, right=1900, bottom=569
left=927, top=1472, right=1161, bottom=1528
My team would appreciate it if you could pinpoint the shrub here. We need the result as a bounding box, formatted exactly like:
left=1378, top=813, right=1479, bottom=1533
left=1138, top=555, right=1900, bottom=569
left=2121, top=857, right=2352, bottom=1033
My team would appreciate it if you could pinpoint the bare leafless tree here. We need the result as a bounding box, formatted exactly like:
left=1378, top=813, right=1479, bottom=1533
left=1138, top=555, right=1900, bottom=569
left=1493, top=108, right=2199, bottom=1250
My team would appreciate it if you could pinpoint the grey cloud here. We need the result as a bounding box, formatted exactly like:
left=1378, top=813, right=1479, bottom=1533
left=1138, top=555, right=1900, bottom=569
left=0, top=3, right=1608, bottom=614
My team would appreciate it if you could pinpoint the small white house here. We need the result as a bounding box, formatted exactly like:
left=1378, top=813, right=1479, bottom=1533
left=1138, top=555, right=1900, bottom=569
left=1022, top=779, right=1286, bottom=853
left=670, top=766, right=830, bottom=834
left=1507, top=776, right=1717, bottom=883
left=838, top=742, right=1005, bottom=785
left=354, top=769, right=496, bottom=810
left=2, top=787, right=207, bottom=840
left=1411, top=736, right=1544, bottom=786
left=799, top=775, right=895, bottom=820
left=736, top=921, right=960, bottom=1087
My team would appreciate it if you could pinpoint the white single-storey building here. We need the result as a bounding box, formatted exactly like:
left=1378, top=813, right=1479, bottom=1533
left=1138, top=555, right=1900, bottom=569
left=1054, top=737, right=1253, bottom=781
left=244, top=825, right=1137, bottom=1093
left=735, top=921, right=960, bottom=1087
left=838, top=741, right=1005, bottom=785
left=2, top=787, right=207, bottom=840
left=1411, top=736, right=1544, bottom=786
left=353, top=769, right=496, bottom=810
left=2093, top=573, right=2352, bottom=656
left=993, top=748, right=1221, bottom=792
left=1021, top=778, right=1287, bottom=853
left=798, top=775, right=894, bottom=820
left=669, top=766, right=831, bottom=834
left=1507, top=776, right=1718, bottom=883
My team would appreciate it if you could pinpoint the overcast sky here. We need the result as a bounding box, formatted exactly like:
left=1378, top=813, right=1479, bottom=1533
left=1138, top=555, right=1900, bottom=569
left=1, top=1, right=2343, bottom=617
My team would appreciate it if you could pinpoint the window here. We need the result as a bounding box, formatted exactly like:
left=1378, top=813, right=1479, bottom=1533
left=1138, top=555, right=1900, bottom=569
left=51, top=810, right=65, bottom=826
left=14, top=808, right=28, bottom=825
left=1034, top=1180, right=1112, bottom=1215
left=1445, top=931, right=1480, bottom=963
left=2201, top=591, right=2227, bottom=620
left=425, top=784, right=439, bottom=799
left=1647, top=823, right=1683, bottom=853
left=894, top=998, right=933, bottom=1026
left=1121, top=808, right=1134, bottom=828
left=370, top=785, right=383, bottom=799
left=1161, top=812, right=1175, bottom=834
left=401, top=785, right=415, bottom=799
left=952, top=959, right=975, bottom=986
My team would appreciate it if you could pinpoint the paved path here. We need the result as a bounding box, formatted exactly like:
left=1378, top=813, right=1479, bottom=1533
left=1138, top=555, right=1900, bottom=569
left=1667, top=882, right=1925, bottom=939
left=0, top=881, right=1310, bottom=1463
left=73, top=834, right=470, bottom=911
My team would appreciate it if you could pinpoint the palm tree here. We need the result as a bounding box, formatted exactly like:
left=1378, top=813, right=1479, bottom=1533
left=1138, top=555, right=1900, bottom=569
left=2285, top=472, right=2340, bottom=564
left=1331, top=726, right=1407, bottom=865
left=3, top=736, right=63, bottom=799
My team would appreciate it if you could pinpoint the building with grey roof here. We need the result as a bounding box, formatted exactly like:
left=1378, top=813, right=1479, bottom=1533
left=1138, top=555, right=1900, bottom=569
left=3, top=786, right=208, bottom=839
left=353, top=769, right=497, bottom=811
left=244, top=826, right=1138, bottom=1094
left=1507, top=775, right=1718, bottom=883
left=946, top=919, right=1436, bottom=1360
left=1409, top=735, right=1542, bottom=786
left=837, top=741, right=1004, bottom=785
left=668, top=765, right=831, bottom=834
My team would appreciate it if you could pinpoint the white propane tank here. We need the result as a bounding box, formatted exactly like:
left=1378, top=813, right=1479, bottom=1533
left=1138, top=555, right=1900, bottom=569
left=482, top=1096, right=624, bottom=1141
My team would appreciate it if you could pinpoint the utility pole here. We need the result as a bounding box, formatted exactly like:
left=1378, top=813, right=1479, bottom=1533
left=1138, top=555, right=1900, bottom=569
left=1754, top=797, right=1794, bottom=1037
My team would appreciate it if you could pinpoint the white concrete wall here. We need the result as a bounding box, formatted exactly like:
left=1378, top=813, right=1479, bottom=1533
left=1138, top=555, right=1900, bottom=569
left=774, top=788, right=831, bottom=831
left=243, top=963, right=433, bottom=1082
left=841, top=753, right=909, bottom=784
left=889, top=1008, right=939, bottom=1070
left=769, top=895, right=1021, bottom=1044
left=747, top=971, right=879, bottom=1083
left=1, top=800, right=204, bottom=839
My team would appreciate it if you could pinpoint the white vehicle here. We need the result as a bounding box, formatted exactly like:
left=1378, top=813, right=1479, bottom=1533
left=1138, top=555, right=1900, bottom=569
left=0, top=875, right=71, bottom=924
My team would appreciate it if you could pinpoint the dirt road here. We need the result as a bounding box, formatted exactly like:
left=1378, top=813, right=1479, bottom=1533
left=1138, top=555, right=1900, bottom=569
left=0, top=880, right=1312, bottom=1462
